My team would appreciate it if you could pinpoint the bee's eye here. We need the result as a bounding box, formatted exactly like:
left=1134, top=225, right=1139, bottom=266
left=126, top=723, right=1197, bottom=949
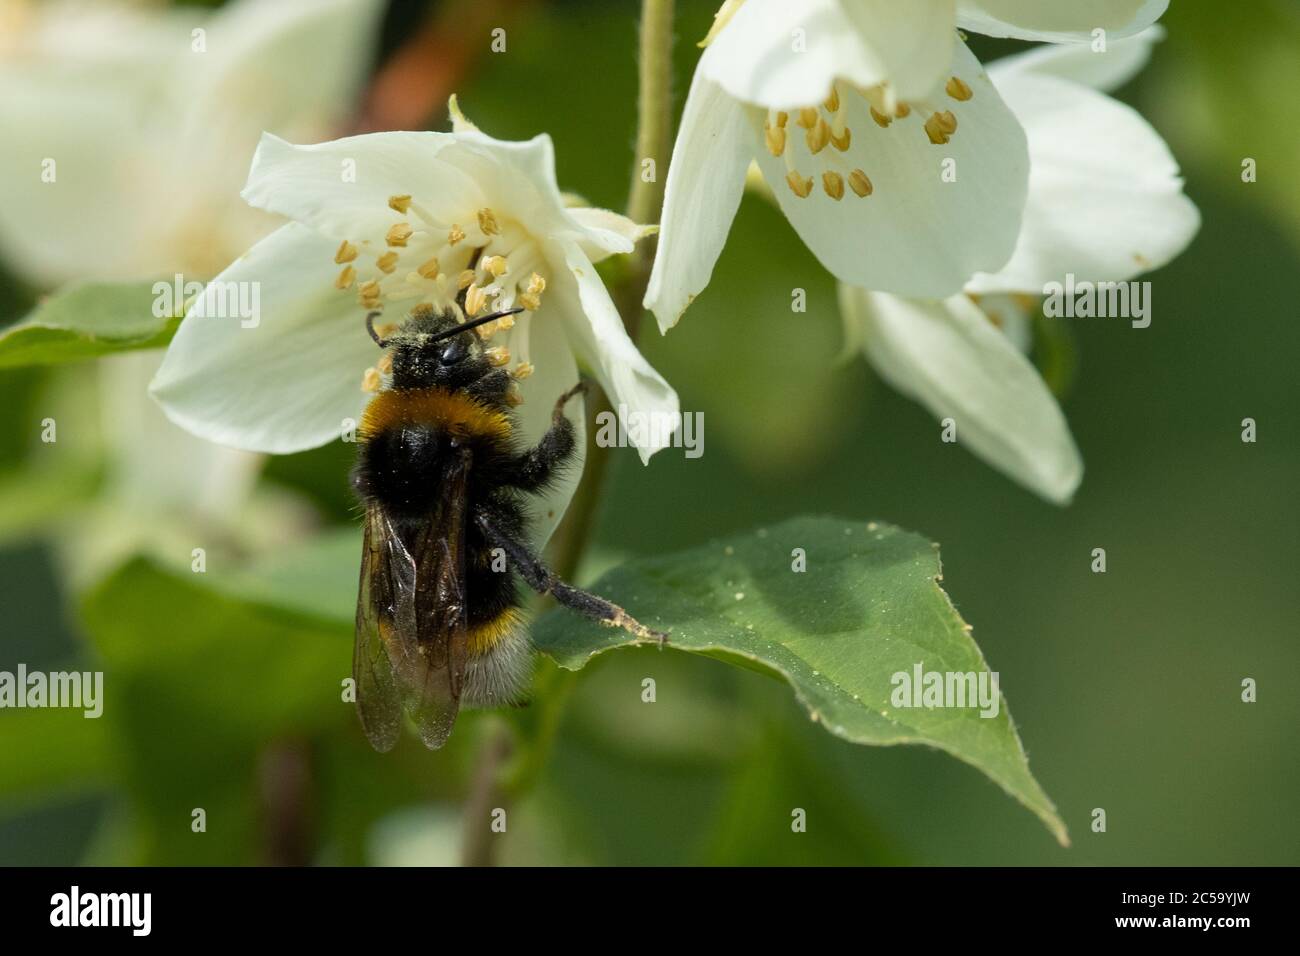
left=439, top=336, right=468, bottom=365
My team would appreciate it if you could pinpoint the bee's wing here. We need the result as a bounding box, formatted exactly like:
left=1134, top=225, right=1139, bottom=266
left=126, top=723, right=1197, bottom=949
left=353, top=450, right=471, bottom=751
left=354, top=504, right=408, bottom=752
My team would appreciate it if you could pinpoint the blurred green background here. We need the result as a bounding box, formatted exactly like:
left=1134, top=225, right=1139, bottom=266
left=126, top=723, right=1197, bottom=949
left=0, top=0, right=1296, bottom=865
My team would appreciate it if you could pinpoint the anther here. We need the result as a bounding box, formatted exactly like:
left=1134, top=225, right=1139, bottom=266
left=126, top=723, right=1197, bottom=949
left=895, top=102, right=911, bottom=118
left=465, top=284, right=488, bottom=316
left=505, top=385, right=524, bottom=407
left=945, top=76, right=972, bottom=101
left=484, top=346, right=510, bottom=368
left=824, top=87, right=840, bottom=113
left=924, top=111, right=957, bottom=145
left=334, top=240, right=358, bottom=264
left=805, top=118, right=830, bottom=154
left=796, top=108, right=819, bottom=129
left=518, top=292, right=542, bottom=311
left=526, top=273, right=547, bottom=295
left=822, top=171, right=845, bottom=201
left=376, top=251, right=399, bottom=274
left=362, top=367, right=382, bottom=392
left=448, top=224, right=465, bottom=245
left=457, top=269, right=476, bottom=291
left=477, top=208, right=500, bottom=236
left=388, top=194, right=412, bottom=213
left=785, top=170, right=814, bottom=198
left=848, top=169, right=873, bottom=197
left=377, top=352, right=394, bottom=374
left=334, top=265, right=356, bottom=290
left=417, top=256, right=440, bottom=280
left=830, top=127, right=851, bottom=151
left=870, top=106, right=892, bottom=128
left=386, top=223, right=413, bottom=247
left=775, top=111, right=789, bottom=128
left=511, top=362, right=534, bottom=380
left=482, top=255, right=508, bottom=277
left=764, top=123, right=787, bottom=156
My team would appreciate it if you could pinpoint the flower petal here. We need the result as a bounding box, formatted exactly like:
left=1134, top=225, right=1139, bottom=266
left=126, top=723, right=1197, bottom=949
left=841, top=286, right=1082, bottom=503
left=499, top=317, right=585, bottom=549
left=643, top=70, right=752, bottom=332
left=564, top=207, right=653, bottom=263
left=701, top=0, right=958, bottom=107
left=241, top=131, right=483, bottom=242
left=554, top=241, right=679, bottom=463
left=150, top=222, right=376, bottom=453
left=964, top=72, right=1199, bottom=294
left=751, top=42, right=1029, bottom=297
left=987, top=25, right=1163, bottom=93
left=956, top=0, right=1168, bottom=42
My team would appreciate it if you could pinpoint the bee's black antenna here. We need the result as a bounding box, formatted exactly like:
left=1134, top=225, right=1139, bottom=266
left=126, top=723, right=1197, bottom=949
left=365, top=311, right=388, bottom=348
left=427, top=306, right=526, bottom=344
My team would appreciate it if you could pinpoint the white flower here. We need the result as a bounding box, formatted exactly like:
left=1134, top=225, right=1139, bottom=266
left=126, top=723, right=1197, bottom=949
left=0, top=0, right=383, bottom=284
left=646, top=0, right=1171, bottom=331
left=151, top=102, right=679, bottom=544
left=839, top=30, right=1199, bottom=504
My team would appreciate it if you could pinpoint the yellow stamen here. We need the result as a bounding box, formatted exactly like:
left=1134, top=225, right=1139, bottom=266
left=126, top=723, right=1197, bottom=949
left=465, top=284, right=488, bottom=316
left=495, top=313, right=516, bottom=332
left=417, top=256, right=440, bottom=280
left=334, top=265, right=356, bottom=290
left=830, top=127, right=851, bottom=151
left=764, top=123, right=787, bottom=156
left=945, top=76, right=972, bottom=101
left=377, top=352, right=393, bottom=374
left=870, top=106, right=892, bottom=129
left=388, top=194, right=412, bottom=213
left=823, top=87, right=840, bottom=113
left=511, top=362, right=534, bottom=381
left=797, top=108, right=819, bottom=129
left=775, top=110, right=789, bottom=128
left=376, top=251, right=399, bottom=274
left=477, top=207, right=500, bottom=236
left=457, top=269, right=476, bottom=290
left=518, top=292, right=542, bottom=311
left=805, top=118, right=830, bottom=154
left=848, top=169, right=873, bottom=197
left=785, top=170, right=814, bottom=199
left=924, top=111, right=957, bottom=145
left=386, top=223, right=413, bottom=247
left=483, top=255, right=508, bottom=277
left=448, top=224, right=465, bottom=245
left=822, top=171, right=844, bottom=201
left=362, top=367, right=382, bottom=392
left=526, top=272, right=547, bottom=295
left=484, top=346, right=510, bottom=368
left=334, top=240, right=358, bottom=264
left=895, top=102, right=911, bottom=118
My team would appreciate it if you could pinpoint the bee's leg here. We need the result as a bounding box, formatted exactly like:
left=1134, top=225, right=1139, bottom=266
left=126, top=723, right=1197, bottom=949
left=503, top=381, right=586, bottom=492
left=474, top=511, right=667, bottom=644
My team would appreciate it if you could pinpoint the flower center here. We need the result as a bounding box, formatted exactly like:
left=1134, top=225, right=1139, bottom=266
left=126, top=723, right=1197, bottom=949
left=764, top=74, right=974, bottom=201
left=331, top=193, right=551, bottom=393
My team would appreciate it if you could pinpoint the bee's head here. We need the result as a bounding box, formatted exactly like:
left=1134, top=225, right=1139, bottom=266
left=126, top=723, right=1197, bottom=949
left=370, top=304, right=520, bottom=390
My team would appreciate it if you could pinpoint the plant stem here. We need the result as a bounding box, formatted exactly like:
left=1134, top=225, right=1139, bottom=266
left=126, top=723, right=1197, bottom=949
left=458, top=0, right=676, bottom=867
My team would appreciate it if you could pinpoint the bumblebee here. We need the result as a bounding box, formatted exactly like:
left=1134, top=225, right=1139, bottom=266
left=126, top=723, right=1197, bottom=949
left=351, top=302, right=663, bottom=751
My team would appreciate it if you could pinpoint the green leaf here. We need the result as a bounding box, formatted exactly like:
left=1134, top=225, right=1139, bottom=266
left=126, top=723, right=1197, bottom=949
left=0, top=281, right=176, bottom=368
left=532, top=515, right=1068, bottom=845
